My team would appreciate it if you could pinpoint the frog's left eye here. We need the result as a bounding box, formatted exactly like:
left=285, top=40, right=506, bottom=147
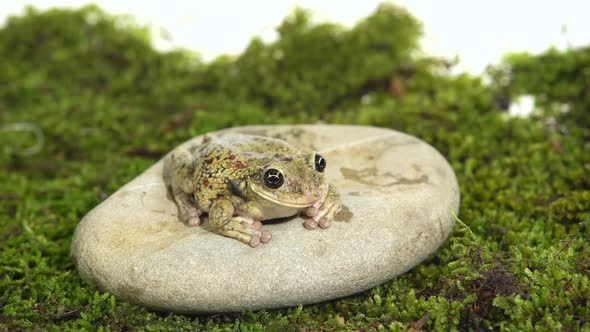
left=263, top=169, right=284, bottom=189
left=314, top=154, right=326, bottom=173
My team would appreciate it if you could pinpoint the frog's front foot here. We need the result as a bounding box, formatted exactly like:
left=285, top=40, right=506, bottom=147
left=303, top=188, right=341, bottom=230
left=303, top=211, right=335, bottom=230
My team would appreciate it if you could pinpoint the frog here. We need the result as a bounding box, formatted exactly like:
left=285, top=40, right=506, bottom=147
left=170, top=133, right=342, bottom=247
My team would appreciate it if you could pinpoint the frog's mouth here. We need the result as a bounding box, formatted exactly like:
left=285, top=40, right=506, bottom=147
left=251, top=185, right=329, bottom=208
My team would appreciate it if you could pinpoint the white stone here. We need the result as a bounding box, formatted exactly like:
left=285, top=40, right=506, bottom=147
left=71, top=125, right=460, bottom=313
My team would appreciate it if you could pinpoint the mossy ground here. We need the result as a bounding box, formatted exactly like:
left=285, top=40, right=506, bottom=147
left=1, top=4, right=589, bottom=331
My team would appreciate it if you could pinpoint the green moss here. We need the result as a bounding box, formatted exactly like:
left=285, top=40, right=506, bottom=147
left=489, top=46, right=590, bottom=128
left=202, top=4, right=422, bottom=117
left=1, top=4, right=589, bottom=331
left=549, top=191, right=590, bottom=223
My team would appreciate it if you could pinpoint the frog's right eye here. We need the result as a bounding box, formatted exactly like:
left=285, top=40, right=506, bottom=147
left=263, top=169, right=284, bottom=189
left=314, top=154, right=326, bottom=173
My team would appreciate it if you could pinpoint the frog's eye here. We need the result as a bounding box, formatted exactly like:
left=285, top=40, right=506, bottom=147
left=263, top=169, right=284, bottom=189
left=314, top=154, right=326, bottom=173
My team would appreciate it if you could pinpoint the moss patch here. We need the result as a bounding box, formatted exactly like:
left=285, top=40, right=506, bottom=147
left=1, top=4, right=589, bottom=331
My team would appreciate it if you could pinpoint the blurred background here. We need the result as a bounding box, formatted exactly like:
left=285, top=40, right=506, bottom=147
left=2, top=0, right=590, bottom=74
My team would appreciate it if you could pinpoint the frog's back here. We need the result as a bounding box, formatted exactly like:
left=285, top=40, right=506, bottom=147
left=204, top=134, right=300, bottom=157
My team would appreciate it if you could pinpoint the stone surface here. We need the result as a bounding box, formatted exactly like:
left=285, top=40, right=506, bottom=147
left=71, top=125, right=460, bottom=313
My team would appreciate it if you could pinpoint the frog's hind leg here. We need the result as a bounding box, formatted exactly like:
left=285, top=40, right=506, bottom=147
left=209, top=198, right=271, bottom=247
left=171, top=147, right=202, bottom=226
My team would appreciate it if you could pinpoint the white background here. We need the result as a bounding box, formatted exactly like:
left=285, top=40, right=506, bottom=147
left=1, top=0, right=589, bottom=74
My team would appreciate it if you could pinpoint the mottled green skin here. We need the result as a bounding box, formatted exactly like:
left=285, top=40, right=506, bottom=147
left=170, top=134, right=341, bottom=247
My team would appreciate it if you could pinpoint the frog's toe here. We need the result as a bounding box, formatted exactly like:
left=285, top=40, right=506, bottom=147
left=181, top=208, right=202, bottom=226
left=187, top=217, right=200, bottom=226
left=303, top=219, right=319, bottom=230
left=248, top=229, right=271, bottom=247
left=187, top=214, right=201, bottom=226
left=260, top=230, right=272, bottom=243
left=249, top=235, right=261, bottom=247
left=318, top=218, right=331, bottom=229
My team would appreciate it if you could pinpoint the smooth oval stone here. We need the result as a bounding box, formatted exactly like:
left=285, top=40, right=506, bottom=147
left=71, top=125, right=460, bottom=313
